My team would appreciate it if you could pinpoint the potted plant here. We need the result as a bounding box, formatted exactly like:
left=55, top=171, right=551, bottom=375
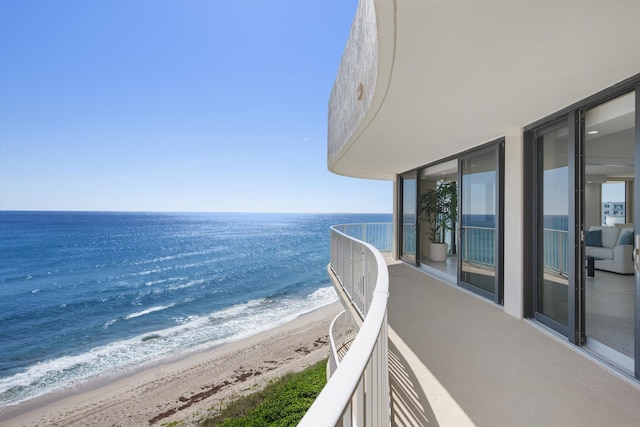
left=418, top=179, right=457, bottom=262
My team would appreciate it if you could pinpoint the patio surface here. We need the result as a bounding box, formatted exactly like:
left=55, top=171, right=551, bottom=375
left=386, top=262, right=640, bottom=427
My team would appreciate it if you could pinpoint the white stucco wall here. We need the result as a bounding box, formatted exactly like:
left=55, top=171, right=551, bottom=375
left=327, top=0, right=378, bottom=166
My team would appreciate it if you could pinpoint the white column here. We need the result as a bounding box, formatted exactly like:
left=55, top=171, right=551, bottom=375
left=392, top=174, right=399, bottom=260
left=503, top=129, right=524, bottom=318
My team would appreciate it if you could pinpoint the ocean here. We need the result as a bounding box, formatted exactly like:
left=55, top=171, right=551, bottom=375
left=0, top=211, right=392, bottom=409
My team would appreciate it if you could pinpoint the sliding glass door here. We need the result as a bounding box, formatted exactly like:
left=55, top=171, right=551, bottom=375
left=529, top=89, right=640, bottom=378
left=583, top=91, right=637, bottom=375
left=534, top=120, right=573, bottom=336
left=459, top=145, right=503, bottom=302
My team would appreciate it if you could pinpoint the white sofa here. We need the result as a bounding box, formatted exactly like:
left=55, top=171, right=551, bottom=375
left=585, top=224, right=634, bottom=274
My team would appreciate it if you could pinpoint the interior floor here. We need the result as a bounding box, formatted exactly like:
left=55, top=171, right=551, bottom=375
left=419, top=256, right=635, bottom=367
left=586, top=269, right=635, bottom=360
left=419, top=255, right=457, bottom=285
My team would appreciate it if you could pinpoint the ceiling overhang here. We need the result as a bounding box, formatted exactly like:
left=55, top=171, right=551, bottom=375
left=329, top=0, right=640, bottom=180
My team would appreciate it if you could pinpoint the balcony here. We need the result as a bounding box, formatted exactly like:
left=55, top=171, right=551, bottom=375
left=304, top=223, right=640, bottom=426
left=386, top=262, right=640, bottom=426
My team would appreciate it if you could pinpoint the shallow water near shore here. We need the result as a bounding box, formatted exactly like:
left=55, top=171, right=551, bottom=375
left=0, top=211, right=391, bottom=408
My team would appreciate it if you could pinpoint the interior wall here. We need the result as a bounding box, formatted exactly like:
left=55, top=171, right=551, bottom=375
left=626, top=181, right=634, bottom=223
left=504, top=129, right=524, bottom=318
left=585, top=183, right=602, bottom=229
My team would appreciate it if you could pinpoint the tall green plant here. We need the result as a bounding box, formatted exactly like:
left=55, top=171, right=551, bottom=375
left=418, top=180, right=457, bottom=244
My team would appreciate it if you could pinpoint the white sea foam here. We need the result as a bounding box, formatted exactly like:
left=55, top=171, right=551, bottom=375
left=145, top=276, right=189, bottom=287
left=0, top=286, right=338, bottom=408
left=145, top=278, right=168, bottom=286
left=209, top=298, right=265, bottom=320
left=135, top=269, right=161, bottom=276
left=123, top=304, right=175, bottom=320
left=103, top=319, right=117, bottom=329
left=171, top=314, right=198, bottom=324
left=132, top=265, right=179, bottom=277
left=166, top=279, right=205, bottom=291
left=132, top=249, right=223, bottom=266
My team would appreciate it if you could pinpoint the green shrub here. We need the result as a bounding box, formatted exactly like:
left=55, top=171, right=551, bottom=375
left=200, top=359, right=327, bottom=427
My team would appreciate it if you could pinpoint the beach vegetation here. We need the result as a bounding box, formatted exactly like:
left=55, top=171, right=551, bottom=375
left=199, top=359, right=327, bottom=426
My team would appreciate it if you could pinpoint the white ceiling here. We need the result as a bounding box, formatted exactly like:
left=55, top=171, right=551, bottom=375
left=329, top=0, right=640, bottom=181
left=586, top=92, right=635, bottom=179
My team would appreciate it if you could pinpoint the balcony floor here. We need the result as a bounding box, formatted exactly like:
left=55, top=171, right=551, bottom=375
left=386, top=262, right=640, bottom=427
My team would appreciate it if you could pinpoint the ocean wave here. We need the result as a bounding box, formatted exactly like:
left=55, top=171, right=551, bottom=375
left=132, top=248, right=224, bottom=266
left=166, top=279, right=205, bottom=291
left=104, top=318, right=118, bottom=329
left=144, top=278, right=168, bottom=286
left=171, top=314, right=198, bottom=324
left=0, top=286, right=338, bottom=409
left=209, top=298, right=266, bottom=320
left=144, top=276, right=189, bottom=287
left=307, top=286, right=339, bottom=304
left=135, top=268, right=163, bottom=276
left=123, top=304, right=175, bottom=320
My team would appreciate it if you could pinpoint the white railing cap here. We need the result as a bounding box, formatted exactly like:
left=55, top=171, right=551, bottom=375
left=299, top=225, right=389, bottom=426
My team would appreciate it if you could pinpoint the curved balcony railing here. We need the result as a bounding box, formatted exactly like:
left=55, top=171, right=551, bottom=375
left=299, top=224, right=390, bottom=427
left=328, top=310, right=357, bottom=377
left=333, top=223, right=393, bottom=254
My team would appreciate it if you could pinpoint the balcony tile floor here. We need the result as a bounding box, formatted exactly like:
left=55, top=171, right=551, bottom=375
left=386, top=262, right=640, bottom=427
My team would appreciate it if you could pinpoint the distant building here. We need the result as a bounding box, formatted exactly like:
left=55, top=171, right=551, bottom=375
left=602, top=201, right=626, bottom=225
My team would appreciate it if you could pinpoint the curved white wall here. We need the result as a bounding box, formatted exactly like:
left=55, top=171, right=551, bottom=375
left=327, top=0, right=378, bottom=166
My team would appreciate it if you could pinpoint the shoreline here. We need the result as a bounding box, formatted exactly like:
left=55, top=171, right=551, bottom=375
left=0, top=302, right=342, bottom=427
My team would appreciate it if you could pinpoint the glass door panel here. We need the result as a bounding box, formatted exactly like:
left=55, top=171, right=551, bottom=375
left=537, top=124, right=570, bottom=329
left=418, top=160, right=458, bottom=277
left=460, top=149, right=497, bottom=297
left=400, top=172, right=417, bottom=264
left=583, top=91, right=636, bottom=373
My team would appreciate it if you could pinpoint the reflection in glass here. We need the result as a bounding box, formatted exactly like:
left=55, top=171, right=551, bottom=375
left=418, top=160, right=458, bottom=276
left=401, top=174, right=417, bottom=262
left=460, top=150, right=496, bottom=295
left=538, top=126, right=569, bottom=328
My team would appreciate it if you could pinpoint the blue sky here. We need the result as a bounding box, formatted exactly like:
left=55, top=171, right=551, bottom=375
left=0, top=0, right=391, bottom=213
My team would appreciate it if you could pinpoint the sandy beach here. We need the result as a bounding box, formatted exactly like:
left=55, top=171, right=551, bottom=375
left=1, top=302, right=342, bottom=427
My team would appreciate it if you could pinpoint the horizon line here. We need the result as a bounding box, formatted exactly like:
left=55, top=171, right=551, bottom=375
left=0, top=209, right=393, bottom=215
